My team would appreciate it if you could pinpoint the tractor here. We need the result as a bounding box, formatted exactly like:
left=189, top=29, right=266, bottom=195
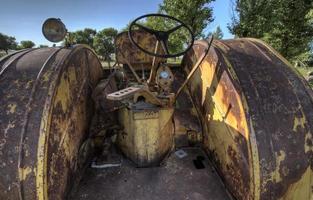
left=0, top=14, right=312, bottom=200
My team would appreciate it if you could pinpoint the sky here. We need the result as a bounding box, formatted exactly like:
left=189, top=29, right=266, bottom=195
left=0, top=0, right=234, bottom=46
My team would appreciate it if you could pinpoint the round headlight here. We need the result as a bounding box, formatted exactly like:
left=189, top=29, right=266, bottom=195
left=42, top=18, right=67, bottom=43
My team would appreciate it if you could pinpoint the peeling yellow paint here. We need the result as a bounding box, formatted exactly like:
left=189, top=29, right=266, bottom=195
left=200, top=59, right=216, bottom=105
left=278, top=167, right=313, bottom=200
left=293, top=116, right=306, bottom=132
left=42, top=72, right=51, bottom=82
left=189, top=42, right=255, bottom=199
left=36, top=82, right=54, bottom=200
left=268, top=150, right=286, bottom=183
left=68, top=66, right=77, bottom=83
left=117, top=107, right=174, bottom=166
left=304, top=132, right=312, bottom=153
left=19, top=166, right=33, bottom=181
left=54, top=73, right=70, bottom=111
left=4, top=122, right=15, bottom=136
left=25, top=80, right=33, bottom=89
left=248, top=118, right=261, bottom=200
left=186, top=38, right=312, bottom=200
left=7, top=103, right=17, bottom=114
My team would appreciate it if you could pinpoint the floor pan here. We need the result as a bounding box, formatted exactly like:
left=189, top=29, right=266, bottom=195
left=70, top=148, right=231, bottom=200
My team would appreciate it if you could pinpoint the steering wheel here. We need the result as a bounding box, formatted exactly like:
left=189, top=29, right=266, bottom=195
left=128, top=13, right=195, bottom=58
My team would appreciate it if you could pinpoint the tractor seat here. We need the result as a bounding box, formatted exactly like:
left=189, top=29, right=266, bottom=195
left=115, top=30, right=166, bottom=70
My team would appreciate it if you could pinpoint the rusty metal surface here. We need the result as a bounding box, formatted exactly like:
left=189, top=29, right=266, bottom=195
left=0, top=45, right=103, bottom=200
left=0, top=49, right=30, bottom=67
left=115, top=30, right=165, bottom=69
left=182, top=39, right=313, bottom=200
left=171, top=68, right=202, bottom=147
left=117, top=106, right=174, bottom=167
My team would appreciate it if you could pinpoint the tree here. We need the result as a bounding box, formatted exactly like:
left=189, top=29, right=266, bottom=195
left=19, top=40, right=35, bottom=49
left=134, top=0, right=215, bottom=56
left=39, top=44, right=48, bottom=48
left=72, top=28, right=97, bottom=48
left=93, top=28, right=118, bottom=67
left=120, top=21, right=147, bottom=33
left=208, top=26, right=224, bottom=39
left=159, top=0, right=215, bottom=38
left=229, top=0, right=313, bottom=63
left=0, top=33, right=17, bottom=54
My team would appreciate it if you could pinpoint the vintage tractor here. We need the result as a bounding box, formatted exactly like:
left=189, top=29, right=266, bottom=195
left=0, top=14, right=312, bottom=200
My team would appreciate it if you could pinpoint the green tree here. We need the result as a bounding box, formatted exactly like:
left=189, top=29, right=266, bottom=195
left=93, top=28, right=118, bottom=67
left=120, top=21, right=147, bottom=33
left=19, top=40, right=35, bottom=49
left=119, top=0, right=215, bottom=57
left=144, top=16, right=188, bottom=55
left=39, top=44, right=49, bottom=48
left=138, top=0, right=215, bottom=55
left=159, top=0, right=215, bottom=38
left=229, top=0, right=313, bottom=63
left=0, top=33, right=17, bottom=54
left=208, top=26, right=224, bottom=39
left=72, top=28, right=97, bottom=48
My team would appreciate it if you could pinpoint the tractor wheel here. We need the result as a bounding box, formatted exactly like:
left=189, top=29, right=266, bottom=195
left=0, top=45, right=103, bottom=200
left=182, top=39, right=313, bottom=200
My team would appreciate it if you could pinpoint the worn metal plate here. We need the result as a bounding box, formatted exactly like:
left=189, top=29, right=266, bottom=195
left=115, top=30, right=165, bottom=68
left=117, top=107, right=174, bottom=167
left=133, top=110, right=159, bottom=120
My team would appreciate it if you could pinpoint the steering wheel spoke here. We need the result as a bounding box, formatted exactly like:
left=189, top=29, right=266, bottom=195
left=134, top=23, right=157, bottom=35
left=128, top=13, right=195, bottom=58
left=160, top=40, right=170, bottom=55
left=167, top=24, right=184, bottom=34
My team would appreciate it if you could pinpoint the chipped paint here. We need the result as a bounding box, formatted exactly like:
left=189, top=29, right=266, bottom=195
left=272, top=151, right=286, bottom=183
left=19, top=166, right=33, bottom=181
left=7, top=103, right=17, bottom=114
left=304, top=132, right=312, bottom=153
left=293, top=116, right=306, bottom=132
left=278, top=167, right=313, bottom=200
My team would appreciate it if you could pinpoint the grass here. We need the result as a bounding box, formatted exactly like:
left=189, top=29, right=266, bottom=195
left=0, top=51, right=7, bottom=58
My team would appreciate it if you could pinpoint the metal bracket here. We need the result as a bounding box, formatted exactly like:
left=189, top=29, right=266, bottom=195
left=107, top=87, right=142, bottom=100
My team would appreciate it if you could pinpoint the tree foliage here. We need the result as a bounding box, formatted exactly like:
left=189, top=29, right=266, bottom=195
left=72, top=28, right=97, bottom=48
left=0, top=33, right=17, bottom=53
left=128, top=0, right=215, bottom=55
left=208, top=26, right=224, bottom=39
left=39, top=44, right=49, bottom=48
left=19, top=40, right=35, bottom=49
left=144, top=16, right=188, bottom=55
left=93, top=28, right=118, bottom=65
left=159, top=0, right=215, bottom=38
left=229, top=0, right=313, bottom=63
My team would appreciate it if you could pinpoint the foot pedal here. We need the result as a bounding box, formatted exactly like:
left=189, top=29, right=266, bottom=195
left=107, top=87, right=142, bottom=100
